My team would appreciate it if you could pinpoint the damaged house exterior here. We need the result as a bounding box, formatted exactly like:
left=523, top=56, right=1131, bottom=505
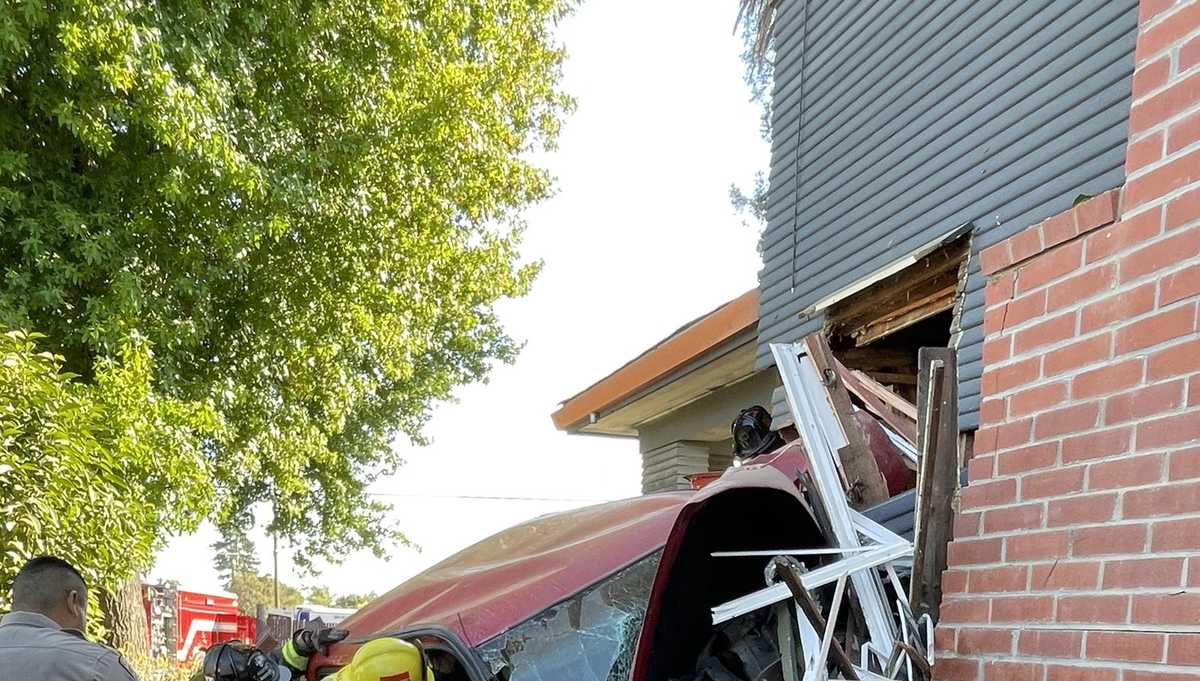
left=558, top=0, right=1200, bottom=678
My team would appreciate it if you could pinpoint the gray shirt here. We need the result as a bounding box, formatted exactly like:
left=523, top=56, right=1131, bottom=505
left=0, top=611, right=139, bottom=681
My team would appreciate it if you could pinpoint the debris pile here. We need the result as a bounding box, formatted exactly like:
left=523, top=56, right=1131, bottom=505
left=690, top=335, right=959, bottom=681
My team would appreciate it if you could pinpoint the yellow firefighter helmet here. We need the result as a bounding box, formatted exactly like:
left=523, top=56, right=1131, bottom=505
left=332, top=637, right=434, bottom=681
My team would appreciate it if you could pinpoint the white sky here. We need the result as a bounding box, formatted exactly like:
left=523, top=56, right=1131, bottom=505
left=151, top=0, right=770, bottom=599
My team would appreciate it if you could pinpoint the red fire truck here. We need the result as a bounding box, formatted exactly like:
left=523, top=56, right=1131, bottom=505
left=143, top=584, right=256, bottom=662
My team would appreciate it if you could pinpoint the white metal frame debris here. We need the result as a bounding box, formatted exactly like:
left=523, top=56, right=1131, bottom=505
left=708, top=342, right=933, bottom=681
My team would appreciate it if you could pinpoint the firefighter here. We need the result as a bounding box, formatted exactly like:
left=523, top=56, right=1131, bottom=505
left=0, top=555, right=139, bottom=681
left=202, top=629, right=433, bottom=681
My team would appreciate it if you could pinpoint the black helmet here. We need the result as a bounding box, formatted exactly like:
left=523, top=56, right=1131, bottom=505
left=731, top=405, right=783, bottom=460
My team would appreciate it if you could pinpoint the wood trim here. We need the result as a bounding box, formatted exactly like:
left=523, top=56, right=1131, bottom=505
left=551, top=289, right=758, bottom=431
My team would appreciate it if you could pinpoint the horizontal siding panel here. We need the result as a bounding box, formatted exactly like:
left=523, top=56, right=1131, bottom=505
left=757, top=0, right=1137, bottom=431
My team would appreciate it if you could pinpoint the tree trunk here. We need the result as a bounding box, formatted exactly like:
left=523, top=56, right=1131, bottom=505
left=103, top=575, right=149, bottom=656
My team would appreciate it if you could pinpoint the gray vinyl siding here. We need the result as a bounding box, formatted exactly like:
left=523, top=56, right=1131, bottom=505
left=757, top=0, right=1139, bottom=430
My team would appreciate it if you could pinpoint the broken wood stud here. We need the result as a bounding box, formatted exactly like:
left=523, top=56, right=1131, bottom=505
left=769, top=556, right=859, bottom=680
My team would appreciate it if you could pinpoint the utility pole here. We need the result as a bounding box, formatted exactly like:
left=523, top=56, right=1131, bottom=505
left=272, top=532, right=279, bottom=608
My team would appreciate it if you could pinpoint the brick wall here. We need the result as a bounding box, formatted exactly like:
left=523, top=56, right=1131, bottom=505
left=935, top=2, right=1200, bottom=680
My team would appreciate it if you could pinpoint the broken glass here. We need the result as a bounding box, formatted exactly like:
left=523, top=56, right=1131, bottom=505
left=477, top=551, right=662, bottom=681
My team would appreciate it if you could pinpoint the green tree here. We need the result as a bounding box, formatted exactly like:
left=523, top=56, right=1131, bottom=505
left=305, top=585, right=334, bottom=607
left=0, top=0, right=572, bottom=602
left=333, top=591, right=378, bottom=610
left=211, top=531, right=260, bottom=586
left=0, top=331, right=216, bottom=636
left=228, top=572, right=304, bottom=615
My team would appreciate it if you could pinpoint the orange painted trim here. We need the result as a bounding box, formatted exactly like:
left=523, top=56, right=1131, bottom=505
left=551, top=289, right=759, bottom=431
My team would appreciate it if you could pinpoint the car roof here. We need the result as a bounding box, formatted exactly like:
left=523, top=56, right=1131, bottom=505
left=332, top=490, right=693, bottom=649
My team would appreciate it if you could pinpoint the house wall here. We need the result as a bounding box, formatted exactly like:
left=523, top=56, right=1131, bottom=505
left=935, top=3, right=1200, bottom=678
left=638, top=370, right=778, bottom=492
left=757, top=0, right=1140, bottom=430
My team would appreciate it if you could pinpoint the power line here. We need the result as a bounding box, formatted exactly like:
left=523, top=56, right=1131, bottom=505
left=366, top=491, right=614, bottom=503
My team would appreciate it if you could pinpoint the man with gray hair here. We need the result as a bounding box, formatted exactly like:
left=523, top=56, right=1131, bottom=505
left=0, top=555, right=139, bottom=680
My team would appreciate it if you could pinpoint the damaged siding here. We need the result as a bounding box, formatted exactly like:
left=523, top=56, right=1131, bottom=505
left=757, top=0, right=1139, bottom=429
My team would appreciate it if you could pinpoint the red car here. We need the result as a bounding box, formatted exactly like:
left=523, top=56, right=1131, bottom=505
left=308, top=448, right=837, bottom=681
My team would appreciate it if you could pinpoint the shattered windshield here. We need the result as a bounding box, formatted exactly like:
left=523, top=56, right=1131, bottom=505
left=476, top=550, right=662, bottom=681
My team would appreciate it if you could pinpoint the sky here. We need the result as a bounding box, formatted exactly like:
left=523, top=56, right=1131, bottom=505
left=151, top=0, right=771, bottom=600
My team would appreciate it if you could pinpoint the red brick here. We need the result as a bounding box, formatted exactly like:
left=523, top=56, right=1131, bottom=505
left=1071, top=523, right=1147, bottom=557
left=1138, top=0, right=1177, bottom=23
left=1169, top=109, right=1200, bottom=154
left=1044, top=212, right=1080, bottom=249
left=1074, top=190, right=1120, bottom=234
left=1134, top=55, right=1173, bottom=98
left=1047, top=264, right=1117, bottom=312
left=1047, top=494, right=1117, bottom=527
left=1006, top=530, right=1070, bottom=561
left=1047, top=665, right=1117, bottom=681
left=1022, top=466, right=1086, bottom=500
left=1129, top=66, right=1200, bottom=132
left=955, top=512, right=981, bottom=538
left=1033, top=403, right=1100, bottom=440
left=1085, top=208, right=1162, bottom=264
left=1120, top=227, right=1200, bottom=283
left=982, top=357, right=1041, bottom=395
left=982, top=338, right=1011, bottom=367
left=1151, top=517, right=1200, bottom=550
left=1127, top=130, right=1165, bottom=174
left=968, top=454, right=994, bottom=482
left=1160, top=263, right=1200, bottom=305
left=1114, top=304, right=1197, bottom=354
left=1186, top=32, right=1200, bottom=72
left=983, top=504, right=1043, bottom=533
left=981, top=241, right=1013, bottom=276
left=1124, top=480, right=1200, bottom=517
left=1009, top=227, right=1045, bottom=264
left=1136, top=411, right=1200, bottom=450
left=1014, top=312, right=1076, bottom=354
left=987, top=270, right=1017, bottom=306
left=935, top=657, right=980, bottom=681
left=1057, top=594, right=1128, bottom=624
left=1147, top=338, right=1200, bottom=380
left=985, top=304, right=1009, bottom=332
left=1030, top=561, right=1101, bottom=591
left=1168, top=633, right=1200, bottom=665
left=1125, top=147, right=1200, bottom=211
left=1089, top=453, right=1164, bottom=490
left=1191, top=373, right=1200, bottom=406
left=1190, top=557, right=1200, bottom=586
left=980, top=396, right=1006, bottom=425
left=968, top=565, right=1027, bottom=593
left=1106, top=380, right=1184, bottom=424
left=1005, top=290, right=1049, bottom=329
left=1061, top=427, right=1132, bottom=463
left=976, top=419, right=1033, bottom=455
left=940, top=597, right=990, bottom=624
left=1081, top=283, right=1158, bottom=332
left=962, top=478, right=1017, bottom=510
left=1131, top=592, right=1200, bottom=626
left=984, top=661, right=1040, bottom=681
left=957, top=627, right=1014, bottom=655
left=1044, top=334, right=1111, bottom=376
left=1103, top=557, right=1184, bottom=589
left=1136, top=2, right=1200, bottom=63
left=1167, top=186, right=1200, bottom=230
left=1019, top=630, right=1082, bottom=658
left=934, top=626, right=957, bottom=653
left=947, top=537, right=1003, bottom=567
left=1074, top=358, right=1144, bottom=399
left=943, top=569, right=968, bottom=595
left=1085, top=631, right=1165, bottom=663
left=991, top=595, right=1053, bottom=623
left=1169, top=446, right=1200, bottom=480
left=1017, top=242, right=1084, bottom=293
left=997, top=442, right=1058, bottom=475
left=1009, top=382, right=1068, bottom=417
